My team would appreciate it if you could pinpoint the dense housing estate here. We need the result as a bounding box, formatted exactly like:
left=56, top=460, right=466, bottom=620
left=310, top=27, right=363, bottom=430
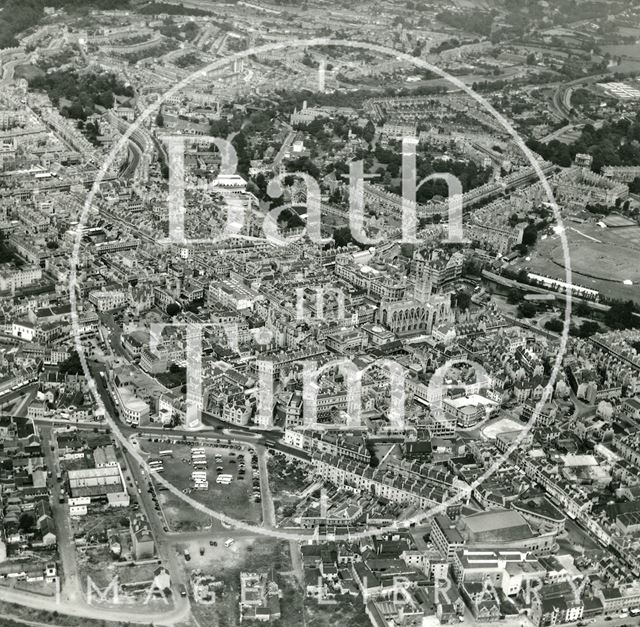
left=0, top=0, right=639, bottom=626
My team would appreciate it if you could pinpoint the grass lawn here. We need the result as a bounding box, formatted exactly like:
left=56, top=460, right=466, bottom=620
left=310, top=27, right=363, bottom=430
left=518, top=224, right=640, bottom=304
left=13, top=64, right=45, bottom=81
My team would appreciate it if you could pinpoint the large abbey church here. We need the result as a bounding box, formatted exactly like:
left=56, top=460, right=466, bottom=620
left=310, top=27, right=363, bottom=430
left=377, top=253, right=455, bottom=336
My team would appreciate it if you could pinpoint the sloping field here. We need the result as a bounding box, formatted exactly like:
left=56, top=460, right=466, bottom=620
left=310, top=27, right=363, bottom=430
left=523, top=224, right=640, bottom=303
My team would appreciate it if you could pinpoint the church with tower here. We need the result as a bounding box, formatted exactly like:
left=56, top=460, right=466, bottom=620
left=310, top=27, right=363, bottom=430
left=377, top=268, right=453, bottom=336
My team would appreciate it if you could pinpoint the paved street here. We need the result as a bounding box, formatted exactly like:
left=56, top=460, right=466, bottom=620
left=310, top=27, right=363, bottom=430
left=40, top=427, right=79, bottom=603
left=257, top=445, right=276, bottom=527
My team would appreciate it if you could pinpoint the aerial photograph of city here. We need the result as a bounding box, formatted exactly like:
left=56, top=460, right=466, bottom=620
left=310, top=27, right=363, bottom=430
left=1, top=0, right=640, bottom=625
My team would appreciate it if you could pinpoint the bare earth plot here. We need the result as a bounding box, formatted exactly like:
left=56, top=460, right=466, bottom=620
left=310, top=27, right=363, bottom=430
left=188, top=540, right=302, bottom=627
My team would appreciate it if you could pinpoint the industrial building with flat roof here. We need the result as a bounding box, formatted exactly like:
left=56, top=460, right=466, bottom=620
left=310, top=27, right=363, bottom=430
left=67, top=465, right=129, bottom=506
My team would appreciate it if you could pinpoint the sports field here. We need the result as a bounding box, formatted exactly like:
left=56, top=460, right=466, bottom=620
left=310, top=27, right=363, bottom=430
left=519, top=224, right=640, bottom=304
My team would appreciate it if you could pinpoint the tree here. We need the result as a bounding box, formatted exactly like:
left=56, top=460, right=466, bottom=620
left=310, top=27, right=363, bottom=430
left=507, top=288, right=522, bottom=305
left=19, top=512, right=34, bottom=532
left=278, top=208, right=304, bottom=229
left=28, top=68, right=133, bottom=119
left=166, top=303, right=181, bottom=317
left=576, top=320, right=600, bottom=338
left=285, top=156, right=319, bottom=181
left=209, top=118, right=230, bottom=137
left=362, top=120, right=375, bottom=144
left=333, top=227, right=356, bottom=248
left=604, top=300, right=640, bottom=330
left=155, top=110, right=164, bottom=128
left=517, top=302, right=537, bottom=318
left=522, top=223, right=538, bottom=247
left=0, top=0, right=44, bottom=50
left=453, top=291, right=471, bottom=311
left=463, top=257, right=482, bottom=277
left=328, top=188, right=342, bottom=205
left=575, top=301, right=590, bottom=316
left=544, top=317, right=564, bottom=333
left=232, top=131, right=251, bottom=177
left=60, top=350, right=83, bottom=376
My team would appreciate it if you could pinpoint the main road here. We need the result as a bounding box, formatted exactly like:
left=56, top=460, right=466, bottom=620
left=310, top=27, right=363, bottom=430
left=550, top=73, right=609, bottom=122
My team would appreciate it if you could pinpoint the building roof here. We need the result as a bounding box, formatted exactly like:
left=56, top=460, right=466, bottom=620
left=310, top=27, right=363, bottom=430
left=513, top=498, right=566, bottom=523
left=459, top=510, right=533, bottom=543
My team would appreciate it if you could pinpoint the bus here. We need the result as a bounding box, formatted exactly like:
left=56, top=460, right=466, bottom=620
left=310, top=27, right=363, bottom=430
left=191, top=448, right=205, bottom=455
left=159, top=450, right=173, bottom=457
